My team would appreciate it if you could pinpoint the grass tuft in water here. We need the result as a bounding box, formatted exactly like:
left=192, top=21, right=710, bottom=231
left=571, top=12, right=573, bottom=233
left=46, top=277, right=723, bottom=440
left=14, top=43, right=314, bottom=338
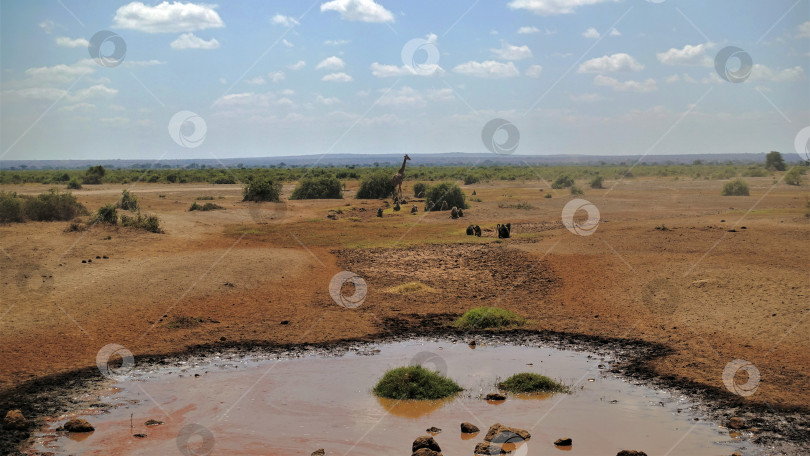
left=498, top=372, right=569, bottom=393
left=452, top=306, right=526, bottom=329
left=373, top=366, right=463, bottom=400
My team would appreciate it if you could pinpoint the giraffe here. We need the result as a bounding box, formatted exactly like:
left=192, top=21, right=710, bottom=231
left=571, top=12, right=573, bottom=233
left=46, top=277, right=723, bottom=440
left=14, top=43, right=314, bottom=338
left=391, top=154, right=411, bottom=201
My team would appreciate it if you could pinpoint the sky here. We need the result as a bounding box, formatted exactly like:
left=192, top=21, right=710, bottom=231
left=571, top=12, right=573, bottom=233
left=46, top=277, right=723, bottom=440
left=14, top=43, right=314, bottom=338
left=1, top=0, right=809, bottom=161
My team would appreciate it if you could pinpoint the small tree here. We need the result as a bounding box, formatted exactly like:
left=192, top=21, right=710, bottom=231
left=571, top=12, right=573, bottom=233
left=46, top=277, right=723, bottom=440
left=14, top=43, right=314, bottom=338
left=83, top=165, right=106, bottom=184
left=356, top=173, right=393, bottom=199
left=94, top=204, right=118, bottom=224
left=784, top=168, right=802, bottom=186
left=425, top=182, right=468, bottom=210
left=551, top=175, right=574, bottom=189
left=721, top=178, right=750, bottom=196
left=765, top=151, right=786, bottom=171
left=243, top=178, right=282, bottom=202
left=290, top=174, right=343, bottom=199
left=589, top=175, right=604, bottom=189
left=117, top=190, right=139, bottom=211
left=66, top=178, right=82, bottom=189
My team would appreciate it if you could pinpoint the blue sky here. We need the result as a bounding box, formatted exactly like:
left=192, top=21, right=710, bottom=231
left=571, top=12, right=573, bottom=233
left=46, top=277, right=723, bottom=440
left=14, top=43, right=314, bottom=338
left=1, top=0, right=808, bottom=160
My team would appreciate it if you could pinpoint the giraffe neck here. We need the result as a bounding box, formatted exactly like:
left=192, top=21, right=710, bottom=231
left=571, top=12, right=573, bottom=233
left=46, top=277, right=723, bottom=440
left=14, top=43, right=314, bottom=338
left=398, top=157, right=407, bottom=174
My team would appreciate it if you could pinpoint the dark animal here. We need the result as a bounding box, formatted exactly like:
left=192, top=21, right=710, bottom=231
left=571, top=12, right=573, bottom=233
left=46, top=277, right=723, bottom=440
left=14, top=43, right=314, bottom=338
left=376, top=208, right=383, bottom=217
left=450, top=207, right=459, bottom=219
left=474, top=225, right=482, bottom=237
left=393, top=201, right=401, bottom=211
left=440, top=201, right=448, bottom=211
left=458, top=208, right=464, bottom=217
left=466, top=225, right=475, bottom=235
left=411, top=205, right=418, bottom=214
left=472, top=190, right=476, bottom=196
left=497, top=223, right=511, bottom=239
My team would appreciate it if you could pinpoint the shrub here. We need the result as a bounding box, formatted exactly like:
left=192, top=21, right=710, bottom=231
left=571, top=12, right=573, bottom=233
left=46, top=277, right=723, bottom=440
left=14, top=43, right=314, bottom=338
left=83, top=165, right=105, bottom=185
left=117, top=189, right=138, bottom=211
left=570, top=185, right=584, bottom=195
left=356, top=173, right=393, bottom=199
left=66, top=178, right=82, bottom=189
left=22, top=189, right=88, bottom=221
left=551, top=175, right=574, bottom=189
left=195, top=196, right=215, bottom=200
left=121, top=211, right=163, bottom=233
left=498, top=373, right=569, bottom=394
left=765, top=151, right=786, bottom=171
left=544, top=193, right=552, bottom=199
left=452, top=306, right=525, bottom=329
left=94, top=204, right=118, bottom=224
left=589, top=175, right=604, bottom=189
left=425, top=182, right=468, bottom=210
left=463, top=174, right=480, bottom=185
left=413, top=182, right=427, bottom=198
left=721, top=178, right=750, bottom=196
left=291, top=174, right=343, bottom=199
left=189, top=202, right=224, bottom=211
left=373, top=366, right=463, bottom=400
left=497, top=201, right=534, bottom=210
left=784, top=168, right=802, bottom=186
left=0, top=192, right=24, bottom=223
left=243, top=178, right=282, bottom=202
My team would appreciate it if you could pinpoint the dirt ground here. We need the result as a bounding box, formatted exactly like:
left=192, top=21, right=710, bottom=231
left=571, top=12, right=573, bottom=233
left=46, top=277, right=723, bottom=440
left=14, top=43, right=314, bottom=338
left=1, top=177, right=808, bottom=427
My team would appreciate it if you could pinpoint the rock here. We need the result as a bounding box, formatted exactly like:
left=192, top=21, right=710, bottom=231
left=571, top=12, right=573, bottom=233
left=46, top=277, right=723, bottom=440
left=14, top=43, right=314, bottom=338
left=412, top=435, right=441, bottom=452
left=616, top=451, right=648, bottom=456
left=311, top=450, right=325, bottom=456
left=412, top=449, right=441, bottom=456
left=144, top=419, right=163, bottom=426
left=728, top=417, right=746, bottom=429
left=484, top=423, right=530, bottom=444
left=461, top=422, right=480, bottom=433
left=554, top=437, right=572, bottom=446
left=63, top=418, right=94, bottom=432
left=484, top=393, right=506, bottom=401
left=3, top=410, right=27, bottom=430
left=133, top=433, right=147, bottom=438
left=426, top=426, right=441, bottom=434
left=474, top=441, right=508, bottom=455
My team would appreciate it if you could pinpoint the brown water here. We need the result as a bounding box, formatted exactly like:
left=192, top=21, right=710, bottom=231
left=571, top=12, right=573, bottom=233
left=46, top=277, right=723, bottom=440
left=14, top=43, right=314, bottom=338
left=33, top=340, right=756, bottom=455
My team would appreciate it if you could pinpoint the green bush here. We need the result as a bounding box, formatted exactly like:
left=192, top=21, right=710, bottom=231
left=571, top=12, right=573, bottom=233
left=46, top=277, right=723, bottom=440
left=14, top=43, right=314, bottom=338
left=452, top=306, right=525, bottom=329
left=195, top=196, right=215, bottom=200
left=0, top=192, right=24, bottom=223
left=425, top=182, right=468, bottom=211
left=765, top=151, right=786, bottom=171
left=463, top=174, right=480, bottom=185
left=243, top=178, right=282, bottom=202
left=570, top=185, right=584, bottom=195
left=189, top=202, right=224, bottom=211
left=356, top=173, right=393, bottom=199
left=373, top=366, right=463, bottom=400
left=117, top=189, right=139, bottom=211
left=94, top=204, right=118, bottom=224
left=784, top=168, right=802, bottom=186
left=589, top=175, right=604, bottom=189
left=66, top=178, right=82, bottom=190
left=721, top=178, right=750, bottom=196
left=413, top=182, right=427, bottom=198
left=22, top=189, right=88, bottom=221
left=498, top=373, right=569, bottom=394
left=83, top=165, right=106, bottom=185
left=544, top=193, right=552, bottom=199
left=290, top=174, right=343, bottom=199
left=120, top=211, right=163, bottom=233
left=551, top=175, right=574, bottom=189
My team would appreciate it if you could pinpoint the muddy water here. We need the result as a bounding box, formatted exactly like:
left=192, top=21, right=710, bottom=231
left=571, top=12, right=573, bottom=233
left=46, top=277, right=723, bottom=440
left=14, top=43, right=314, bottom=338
left=34, top=340, right=756, bottom=455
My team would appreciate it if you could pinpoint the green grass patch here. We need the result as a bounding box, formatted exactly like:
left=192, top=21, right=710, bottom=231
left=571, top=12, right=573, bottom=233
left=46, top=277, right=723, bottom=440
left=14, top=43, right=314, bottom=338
left=497, top=201, right=534, bottom=210
left=498, top=373, right=569, bottom=394
left=452, top=306, right=526, bottom=329
left=195, top=195, right=215, bottom=200
left=373, top=366, right=463, bottom=400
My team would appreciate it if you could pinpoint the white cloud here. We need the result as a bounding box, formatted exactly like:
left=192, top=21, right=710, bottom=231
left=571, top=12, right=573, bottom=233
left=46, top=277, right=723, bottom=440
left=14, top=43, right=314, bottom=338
left=24, top=59, right=96, bottom=84
left=245, top=76, right=265, bottom=85
left=100, top=117, right=129, bottom=126
left=750, top=64, right=805, bottom=82
left=316, top=95, right=340, bottom=105
left=59, top=102, right=96, bottom=112
left=508, top=0, right=619, bottom=16
left=491, top=41, right=533, bottom=60
left=656, top=43, right=712, bottom=66
left=39, top=19, right=57, bottom=34
left=123, top=59, right=165, bottom=67
left=517, top=26, right=540, bottom=34
left=798, top=21, right=810, bottom=38
left=288, top=60, right=306, bottom=70
left=113, top=1, right=224, bottom=33
left=369, top=62, right=444, bottom=77
left=316, top=56, right=346, bottom=71
left=282, top=39, right=294, bottom=47
left=570, top=92, right=606, bottom=102
left=665, top=74, right=680, bottom=83
left=69, top=84, right=118, bottom=101
left=56, top=37, right=89, bottom=48
left=170, top=33, right=220, bottom=50
left=375, top=86, right=453, bottom=108
left=593, top=75, right=657, bottom=92
left=582, top=27, right=600, bottom=39
left=525, top=64, right=543, bottom=78
left=268, top=71, right=286, bottom=83
left=322, top=72, right=353, bottom=82
left=320, top=0, right=394, bottom=23
left=324, top=39, right=351, bottom=46
left=453, top=60, right=520, bottom=78
left=212, top=91, right=296, bottom=110
left=271, top=13, right=299, bottom=27
left=578, top=53, right=643, bottom=73
left=609, top=28, right=621, bottom=36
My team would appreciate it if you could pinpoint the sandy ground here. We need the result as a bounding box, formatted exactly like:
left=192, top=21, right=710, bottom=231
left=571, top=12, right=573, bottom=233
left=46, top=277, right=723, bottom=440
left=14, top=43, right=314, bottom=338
left=0, top=177, right=808, bottom=420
